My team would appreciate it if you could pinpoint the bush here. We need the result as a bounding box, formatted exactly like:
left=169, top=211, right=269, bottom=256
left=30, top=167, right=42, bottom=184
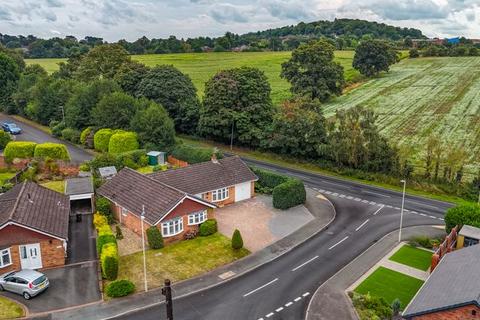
left=80, top=127, right=92, bottom=145
left=4, top=141, right=37, bottom=162
left=101, top=243, right=119, bottom=280
left=51, top=121, right=66, bottom=137
left=251, top=167, right=290, bottom=193
left=272, top=178, right=306, bottom=210
left=171, top=145, right=223, bottom=164
left=96, top=196, right=113, bottom=223
left=351, top=292, right=393, bottom=320
left=146, top=226, right=164, bottom=249
left=199, top=219, right=217, bottom=236
left=34, top=143, right=70, bottom=161
left=116, top=149, right=148, bottom=169
left=93, top=212, right=108, bottom=229
left=115, top=225, right=123, bottom=240
left=94, top=128, right=114, bottom=152
left=153, top=164, right=168, bottom=172
left=105, top=280, right=135, bottom=298
left=409, top=49, right=420, bottom=58
left=0, top=131, right=11, bottom=150
left=108, top=131, right=139, bottom=154
left=97, top=234, right=117, bottom=255
left=444, top=203, right=480, bottom=232
left=61, top=128, right=81, bottom=144
left=231, top=229, right=244, bottom=249
left=79, top=163, right=90, bottom=172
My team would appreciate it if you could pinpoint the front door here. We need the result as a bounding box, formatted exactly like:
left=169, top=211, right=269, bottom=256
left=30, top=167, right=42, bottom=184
left=19, top=244, right=42, bottom=269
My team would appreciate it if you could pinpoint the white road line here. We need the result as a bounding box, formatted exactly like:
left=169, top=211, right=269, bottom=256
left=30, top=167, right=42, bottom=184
left=302, top=292, right=310, bottom=297
left=347, top=196, right=354, bottom=199
left=394, top=207, right=401, bottom=210
left=369, top=201, right=376, bottom=205
left=328, top=236, right=349, bottom=250
left=419, top=213, right=427, bottom=217
left=325, top=191, right=332, bottom=194
left=292, top=255, right=319, bottom=271
left=266, top=312, right=275, bottom=318
left=294, top=297, right=302, bottom=302
left=354, top=198, right=361, bottom=201
left=285, top=302, right=293, bottom=307
left=362, top=200, right=369, bottom=203
left=258, top=318, right=264, bottom=320
left=276, top=307, right=284, bottom=312
left=332, top=192, right=339, bottom=196
left=405, top=199, right=439, bottom=210
left=386, top=205, right=393, bottom=208
left=363, top=190, right=391, bottom=198
left=355, top=219, right=370, bottom=231
left=243, top=278, right=279, bottom=297
left=339, top=194, right=346, bottom=198
left=428, top=215, right=437, bottom=219
left=373, top=205, right=384, bottom=215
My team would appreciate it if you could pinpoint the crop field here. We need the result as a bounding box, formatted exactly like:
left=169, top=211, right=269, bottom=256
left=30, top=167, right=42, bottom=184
left=26, top=51, right=358, bottom=105
left=324, top=56, right=480, bottom=175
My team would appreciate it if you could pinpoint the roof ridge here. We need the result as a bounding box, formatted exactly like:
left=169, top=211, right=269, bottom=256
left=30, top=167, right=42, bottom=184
left=8, top=181, right=27, bottom=221
left=123, top=167, right=187, bottom=196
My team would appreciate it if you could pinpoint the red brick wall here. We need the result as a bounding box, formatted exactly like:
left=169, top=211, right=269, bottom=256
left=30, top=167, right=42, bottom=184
left=201, top=186, right=235, bottom=207
left=167, top=156, right=189, bottom=168
left=411, top=305, right=480, bottom=320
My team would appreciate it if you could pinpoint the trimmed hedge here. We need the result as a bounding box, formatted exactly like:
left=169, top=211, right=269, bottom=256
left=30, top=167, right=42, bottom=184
left=34, top=143, right=70, bottom=161
left=96, top=196, right=113, bottom=223
left=251, top=167, right=290, bottom=190
left=272, top=178, right=306, bottom=210
left=97, top=234, right=117, bottom=255
left=0, top=131, right=11, bottom=150
left=444, top=203, right=480, bottom=233
left=171, top=145, right=223, bottom=164
left=105, top=280, right=135, bottom=298
left=199, top=219, right=217, bottom=236
left=93, top=213, right=108, bottom=229
left=108, top=131, right=139, bottom=154
left=232, top=229, right=244, bottom=249
left=87, top=149, right=148, bottom=171
left=146, top=226, right=164, bottom=249
left=94, top=129, right=114, bottom=152
left=80, top=127, right=92, bottom=145
left=4, top=141, right=37, bottom=163
left=101, top=243, right=119, bottom=280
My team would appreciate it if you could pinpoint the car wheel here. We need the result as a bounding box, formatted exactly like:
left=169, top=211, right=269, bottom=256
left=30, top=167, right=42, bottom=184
left=23, top=292, right=31, bottom=300
left=0, top=285, right=4, bottom=291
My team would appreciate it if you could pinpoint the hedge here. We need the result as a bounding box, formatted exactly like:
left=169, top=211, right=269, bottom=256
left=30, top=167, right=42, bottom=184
left=105, top=280, right=135, bottom=298
left=199, top=219, right=217, bottom=236
left=80, top=127, right=92, bottom=145
left=61, top=128, right=81, bottom=144
left=97, top=234, right=117, bottom=255
left=34, top=143, right=70, bottom=161
left=146, top=226, right=164, bottom=249
left=101, top=243, right=119, bottom=280
left=231, top=229, right=244, bottom=249
left=87, top=150, right=148, bottom=171
left=94, top=129, right=114, bottom=152
left=444, top=203, right=480, bottom=232
left=272, top=178, right=306, bottom=210
left=96, top=196, right=113, bottom=223
left=4, top=141, right=37, bottom=163
left=171, top=145, right=223, bottom=164
left=108, top=131, right=139, bottom=154
left=93, top=213, right=108, bottom=229
left=251, top=167, right=290, bottom=191
left=0, top=131, right=11, bottom=150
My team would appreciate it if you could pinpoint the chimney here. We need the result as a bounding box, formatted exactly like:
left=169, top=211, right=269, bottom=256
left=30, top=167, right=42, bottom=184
left=211, top=153, right=219, bottom=164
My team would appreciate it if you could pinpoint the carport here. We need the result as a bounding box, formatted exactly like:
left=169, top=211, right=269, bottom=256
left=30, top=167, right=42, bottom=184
left=66, top=176, right=94, bottom=217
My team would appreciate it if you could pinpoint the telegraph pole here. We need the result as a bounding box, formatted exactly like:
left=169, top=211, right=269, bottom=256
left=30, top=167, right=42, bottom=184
left=162, top=279, right=173, bottom=320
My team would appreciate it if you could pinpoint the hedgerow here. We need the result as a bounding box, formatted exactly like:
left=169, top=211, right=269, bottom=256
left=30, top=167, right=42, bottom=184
left=250, top=166, right=290, bottom=193
left=94, top=128, right=114, bottom=152
left=4, top=141, right=37, bottom=163
left=33, top=143, right=70, bottom=160
left=101, top=243, right=119, bottom=280
left=272, top=178, right=306, bottom=210
left=170, top=145, right=222, bottom=164
left=108, top=131, right=139, bottom=154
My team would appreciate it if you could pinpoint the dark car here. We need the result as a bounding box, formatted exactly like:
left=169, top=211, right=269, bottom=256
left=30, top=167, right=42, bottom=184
left=1, top=122, right=22, bottom=135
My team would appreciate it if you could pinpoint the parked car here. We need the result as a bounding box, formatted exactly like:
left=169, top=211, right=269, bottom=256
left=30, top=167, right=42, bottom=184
left=0, top=269, right=49, bottom=299
left=1, top=122, right=22, bottom=135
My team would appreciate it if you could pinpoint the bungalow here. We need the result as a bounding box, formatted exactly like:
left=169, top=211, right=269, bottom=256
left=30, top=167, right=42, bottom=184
left=97, top=168, right=216, bottom=243
left=150, top=155, right=258, bottom=207
left=0, top=182, right=69, bottom=273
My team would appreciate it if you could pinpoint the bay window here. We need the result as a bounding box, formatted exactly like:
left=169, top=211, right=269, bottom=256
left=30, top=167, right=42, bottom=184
left=0, top=248, right=12, bottom=268
left=161, top=218, right=184, bottom=237
left=188, top=210, right=207, bottom=225
left=212, top=187, right=229, bottom=202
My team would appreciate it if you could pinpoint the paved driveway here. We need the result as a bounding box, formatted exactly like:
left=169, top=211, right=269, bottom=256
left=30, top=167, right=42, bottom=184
left=67, top=213, right=97, bottom=264
left=216, top=195, right=314, bottom=252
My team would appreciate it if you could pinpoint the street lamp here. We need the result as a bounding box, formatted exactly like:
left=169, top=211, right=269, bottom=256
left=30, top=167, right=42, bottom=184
left=59, top=105, right=65, bottom=123
left=141, top=205, right=148, bottom=292
left=230, top=118, right=235, bottom=151
left=399, top=180, right=407, bottom=242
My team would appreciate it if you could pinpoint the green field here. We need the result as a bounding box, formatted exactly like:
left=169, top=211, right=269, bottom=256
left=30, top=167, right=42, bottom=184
left=26, top=51, right=358, bottom=105
left=389, top=245, right=432, bottom=271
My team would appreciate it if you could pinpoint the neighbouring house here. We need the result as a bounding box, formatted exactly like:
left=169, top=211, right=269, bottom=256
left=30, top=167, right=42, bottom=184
left=97, top=168, right=217, bottom=244
left=456, top=225, right=480, bottom=248
left=0, top=181, right=69, bottom=273
left=403, top=244, right=480, bottom=320
left=150, top=155, right=258, bottom=207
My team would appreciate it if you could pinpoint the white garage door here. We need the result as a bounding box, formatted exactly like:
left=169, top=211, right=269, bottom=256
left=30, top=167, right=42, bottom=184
left=235, top=182, right=251, bottom=202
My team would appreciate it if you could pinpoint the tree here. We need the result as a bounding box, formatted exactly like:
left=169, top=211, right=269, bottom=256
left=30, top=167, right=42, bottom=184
left=409, top=49, right=420, bottom=58
left=0, top=131, right=11, bottom=150
left=0, top=53, right=20, bottom=112
left=231, top=229, right=244, bottom=250
left=353, top=40, right=399, bottom=77
left=136, top=65, right=200, bottom=134
left=199, top=67, right=274, bottom=147
left=75, top=44, right=131, bottom=81
left=444, top=204, right=480, bottom=233
left=130, top=100, right=176, bottom=150
left=281, top=39, right=345, bottom=101
left=12, top=64, right=48, bottom=115
left=114, top=60, right=150, bottom=96
left=268, top=98, right=327, bottom=158
left=91, top=92, right=139, bottom=129
left=146, top=226, right=164, bottom=249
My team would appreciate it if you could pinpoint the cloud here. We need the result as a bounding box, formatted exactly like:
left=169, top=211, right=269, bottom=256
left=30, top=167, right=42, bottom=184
left=0, top=7, right=12, bottom=21
left=46, top=0, right=64, bottom=8
left=261, top=0, right=314, bottom=20
left=210, top=4, right=251, bottom=24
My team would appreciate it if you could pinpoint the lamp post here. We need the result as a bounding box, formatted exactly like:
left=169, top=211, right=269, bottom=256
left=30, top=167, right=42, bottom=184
left=141, top=205, right=148, bottom=292
left=60, top=105, right=65, bottom=123
left=399, top=180, right=406, bottom=242
left=230, top=119, right=235, bottom=151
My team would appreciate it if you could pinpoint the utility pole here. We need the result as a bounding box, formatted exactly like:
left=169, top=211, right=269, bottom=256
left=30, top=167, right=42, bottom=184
left=399, top=180, right=406, bottom=242
left=230, top=119, right=234, bottom=151
left=162, top=279, right=173, bottom=320
left=141, top=205, right=148, bottom=292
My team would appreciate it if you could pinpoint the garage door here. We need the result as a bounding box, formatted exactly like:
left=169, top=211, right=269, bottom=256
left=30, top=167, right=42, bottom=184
left=235, top=182, right=251, bottom=202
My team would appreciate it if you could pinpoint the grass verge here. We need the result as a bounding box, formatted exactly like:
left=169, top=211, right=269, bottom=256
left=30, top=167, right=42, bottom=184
left=9, top=115, right=52, bottom=134
left=389, top=245, right=432, bottom=271
left=40, top=180, right=66, bottom=194
left=354, top=266, right=424, bottom=309
left=0, top=296, right=25, bottom=319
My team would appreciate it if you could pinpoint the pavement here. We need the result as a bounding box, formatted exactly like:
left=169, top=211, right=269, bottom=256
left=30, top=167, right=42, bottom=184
left=305, top=225, right=446, bottom=320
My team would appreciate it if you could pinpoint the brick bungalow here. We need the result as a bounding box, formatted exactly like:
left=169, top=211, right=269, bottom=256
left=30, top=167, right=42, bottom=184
left=150, top=155, right=258, bottom=207
left=97, top=168, right=217, bottom=244
left=403, top=244, right=480, bottom=320
left=0, top=182, right=69, bottom=273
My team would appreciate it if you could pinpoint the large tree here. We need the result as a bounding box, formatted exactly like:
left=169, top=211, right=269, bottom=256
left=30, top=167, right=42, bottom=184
left=199, top=67, right=274, bottom=147
left=12, top=64, right=47, bottom=115
left=114, top=60, right=150, bottom=96
left=91, top=92, right=139, bottom=129
left=353, top=40, right=399, bottom=77
left=136, top=65, right=200, bottom=134
left=0, top=53, right=20, bottom=112
left=75, top=44, right=131, bottom=81
left=281, top=39, right=345, bottom=101
left=130, top=100, right=176, bottom=150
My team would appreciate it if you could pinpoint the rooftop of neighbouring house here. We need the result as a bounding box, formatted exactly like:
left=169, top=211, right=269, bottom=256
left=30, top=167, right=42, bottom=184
left=65, top=177, right=94, bottom=195
left=459, top=225, right=480, bottom=240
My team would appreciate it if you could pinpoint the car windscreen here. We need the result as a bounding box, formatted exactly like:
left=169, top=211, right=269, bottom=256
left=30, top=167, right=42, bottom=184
left=10, top=124, right=18, bottom=128
left=32, top=275, right=46, bottom=285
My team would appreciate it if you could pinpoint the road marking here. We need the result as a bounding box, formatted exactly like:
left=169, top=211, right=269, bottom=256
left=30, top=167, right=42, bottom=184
left=328, top=236, right=349, bottom=250
left=285, top=302, right=293, bottom=307
left=332, top=192, right=339, bottom=196
left=266, top=312, right=275, bottom=318
left=354, top=197, right=361, bottom=201
left=369, top=201, right=376, bottom=205
left=303, top=292, right=310, bottom=297
left=291, top=255, right=319, bottom=271
left=294, top=297, right=302, bottom=302
left=386, top=205, right=393, bottom=208
left=355, top=219, right=370, bottom=231
left=405, top=199, right=439, bottom=210
left=258, top=318, right=264, bottom=320
left=428, top=215, right=437, bottom=219
left=243, top=278, right=279, bottom=297
left=275, top=307, right=284, bottom=312
left=394, top=207, right=401, bottom=210
left=373, top=205, right=384, bottom=216
left=339, top=194, right=346, bottom=198
left=361, top=199, right=369, bottom=203
left=419, top=213, right=427, bottom=217
left=347, top=196, right=353, bottom=199
left=363, top=190, right=391, bottom=198
left=321, top=180, right=346, bottom=187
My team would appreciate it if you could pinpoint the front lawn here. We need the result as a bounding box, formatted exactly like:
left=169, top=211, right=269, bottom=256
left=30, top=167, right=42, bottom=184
left=354, top=267, right=424, bottom=309
left=116, top=233, right=249, bottom=291
left=389, top=245, right=432, bottom=271
left=0, top=172, right=15, bottom=183
left=40, top=180, right=65, bottom=194
left=0, top=296, right=24, bottom=319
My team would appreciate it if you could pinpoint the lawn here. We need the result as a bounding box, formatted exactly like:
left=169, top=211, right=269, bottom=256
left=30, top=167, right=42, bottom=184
left=389, top=245, right=432, bottom=271
left=116, top=232, right=249, bottom=291
left=0, top=296, right=24, bottom=319
left=354, top=266, right=424, bottom=309
left=136, top=166, right=154, bottom=174
left=40, top=180, right=65, bottom=194
left=0, top=172, right=16, bottom=184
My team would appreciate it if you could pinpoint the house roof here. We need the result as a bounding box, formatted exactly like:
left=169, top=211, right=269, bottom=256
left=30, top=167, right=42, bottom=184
left=0, top=181, right=70, bottom=240
left=66, top=177, right=94, bottom=195
left=98, top=166, right=117, bottom=178
left=149, top=156, right=258, bottom=195
left=403, top=244, right=480, bottom=318
left=97, top=168, right=214, bottom=225
left=459, top=225, right=480, bottom=240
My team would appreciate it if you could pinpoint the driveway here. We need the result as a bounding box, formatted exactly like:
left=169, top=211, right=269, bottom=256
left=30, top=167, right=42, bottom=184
left=67, top=213, right=97, bottom=264
left=216, top=195, right=314, bottom=252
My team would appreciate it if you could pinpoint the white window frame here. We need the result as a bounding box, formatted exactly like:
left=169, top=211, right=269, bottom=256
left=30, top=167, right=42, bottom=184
left=212, top=187, right=229, bottom=202
left=188, top=210, right=208, bottom=225
left=121, top=207, right=128, bottom=217
left=0, top=248, right=12, bottom=268
left=161, top=218, right=184, bottom=237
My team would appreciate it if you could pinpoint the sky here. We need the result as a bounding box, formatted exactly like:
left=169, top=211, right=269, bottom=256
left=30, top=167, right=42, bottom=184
left=0, top=0, right=478, bottom=41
